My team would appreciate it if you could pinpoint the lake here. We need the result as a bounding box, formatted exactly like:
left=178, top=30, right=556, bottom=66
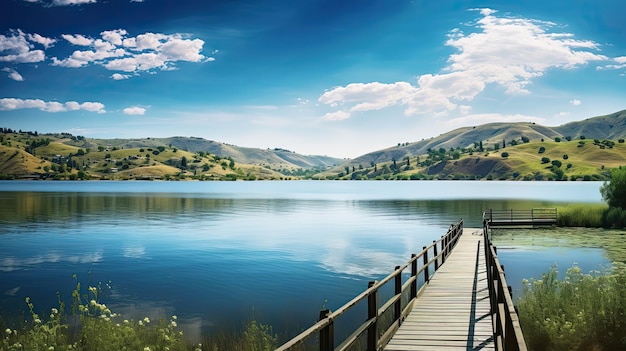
left=0, top=180, right=609, bottom=341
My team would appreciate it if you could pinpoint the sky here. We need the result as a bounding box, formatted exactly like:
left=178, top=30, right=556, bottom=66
left=0, top=0, right=625, bottom=158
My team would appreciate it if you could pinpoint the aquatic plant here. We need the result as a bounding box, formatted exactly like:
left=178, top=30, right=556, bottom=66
left=517, top=265, right=626, bottom=351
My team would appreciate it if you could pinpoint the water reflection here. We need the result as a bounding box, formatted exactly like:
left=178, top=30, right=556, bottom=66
left=0, top=181, right=606, bottom=340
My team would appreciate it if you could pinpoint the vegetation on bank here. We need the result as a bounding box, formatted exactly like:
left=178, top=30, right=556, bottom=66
left=0, top=277, right=278, bottom=351
left=2, top=126, right=626, bottom=181
left=518, top=265, right=626, bottom=351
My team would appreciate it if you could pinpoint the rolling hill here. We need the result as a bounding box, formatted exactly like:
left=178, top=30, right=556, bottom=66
left=1, top=109, right=625, bottom=180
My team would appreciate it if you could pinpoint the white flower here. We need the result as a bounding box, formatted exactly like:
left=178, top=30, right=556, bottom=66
left=143, top=317, right=150, bottom=324
left=90, top=300, right=97, bottom=307
left=144, top=347, right=151, bottom=351
left=171, top=321, right=177, bottom=328
left=123, top=319, right=129, bottom=324
left=51, top=308, right=58, bottom=314
left=48, top=346, right=54, bottom=351
left=172, top=315, right=177, bottom=320
left=34, top=318, right=41, bottom=324
left=138, top=320, right=144, bottom=326
left=5, top=328, right=11, bottom=334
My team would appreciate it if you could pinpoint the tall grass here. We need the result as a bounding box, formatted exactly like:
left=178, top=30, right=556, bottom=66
left=557, top=204, right=626, bottom=228
left=518, top=265, right=626, bottom=351
left=0, top=277, right=277, bottom=351
left=556, top=204, right=607, bottom=227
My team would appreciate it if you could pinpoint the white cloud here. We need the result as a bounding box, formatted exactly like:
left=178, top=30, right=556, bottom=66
left=123, top=106, right=146, bottom=115
left=111, top=73, right=131, bottom=80
left=599, top=56, right=626, bottom=71
left=569, top=99, right=582, bottom=106
left=319, top=8, right=608, bottom=120
left=62, top=34, right=94, bottom=46
left=2, top=68, right=24, bottom=81
left=0, top=98, right=106, bottom=113
left=321, top=110, right=351, bottom=121
left=0, top=29, right=49, bottom=64
left=27, top=33, right=57, bottom=49
left=52, top=29, right=208, bottom=78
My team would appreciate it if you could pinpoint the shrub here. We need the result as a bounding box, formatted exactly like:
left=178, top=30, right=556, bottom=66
left=501, top=152, right=509, bottom=158
left=554, top=137, right=561, bottom=142
left=602, top=207, right=626, bottom=229
left=562, top=154, right=568, bottom=160
left=538, top=146, right=546, bottom=154
left=541, top=157, right=550, bottom=164
left=518, top=265, right=626, bottom=351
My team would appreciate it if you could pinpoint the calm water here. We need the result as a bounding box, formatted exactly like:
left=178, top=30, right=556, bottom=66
left=0, top=180, right=608, bottom=340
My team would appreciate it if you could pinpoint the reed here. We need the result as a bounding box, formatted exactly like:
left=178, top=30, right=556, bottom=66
left=517, top=265, right=626, bottom=351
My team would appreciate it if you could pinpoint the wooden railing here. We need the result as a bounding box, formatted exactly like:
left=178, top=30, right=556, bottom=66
left=483, top=208, right=557, bottom=227
left=275, top=220, right=464, bottom=351
left=483, top=221, right=528, bottom=351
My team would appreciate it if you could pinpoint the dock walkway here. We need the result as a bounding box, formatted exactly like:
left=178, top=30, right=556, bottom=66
left=384, top=228, right=494, bottom=351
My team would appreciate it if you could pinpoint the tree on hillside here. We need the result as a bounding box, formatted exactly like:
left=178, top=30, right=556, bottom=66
left=601, top=167, right=626, bottom=209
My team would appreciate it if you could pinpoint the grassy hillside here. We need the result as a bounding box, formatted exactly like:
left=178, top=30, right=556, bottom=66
left=0, top=131, right=288, bottom=180
left=318, top=138, right=626, bottom=181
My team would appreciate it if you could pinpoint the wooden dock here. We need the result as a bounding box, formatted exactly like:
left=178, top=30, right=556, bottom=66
left=384, top=228, right=494, bottom=351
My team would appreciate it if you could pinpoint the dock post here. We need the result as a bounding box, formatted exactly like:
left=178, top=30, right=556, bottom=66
left=410, top=254, right=417, bottom=299
left=433, top=240, right=439, bottom=270
left=319, top=309, right=333, bottom=351
left=367, top=281, right=378, bottom=351
left=423, top=246, right=429, bottom=283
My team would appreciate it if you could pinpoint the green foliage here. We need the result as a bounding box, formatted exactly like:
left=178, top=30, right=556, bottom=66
left=0, top=277, right=278, bottom=351
left=501, top=152, right=509, bottom=158
left=518, top=265, right=626, bottom=351
left=538, top=146, right=545, bottom=154
left=554, top=137, right=561, bottom=142
left=541, top=157, right=550, bottom=164
left=557, top=204, right=606, bottom=227
left=600, top=166, right=626, bottom=209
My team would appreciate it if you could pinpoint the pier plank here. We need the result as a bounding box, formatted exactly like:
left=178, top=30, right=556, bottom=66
left=384, top=229, right=495, bottom=351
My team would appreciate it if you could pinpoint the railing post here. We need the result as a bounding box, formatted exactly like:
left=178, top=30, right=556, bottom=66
left=319, top=309, right=333, bottom=351
left=367, top=281, right=378, bottom=351
left=411, top=254, right=417, bottom=299
left=394, top=266, right=402, bottom=324
left=441, top=235, right=447, bottom=264
left=433, top=240, right=439, bottom=270
left=423, top=246, right=429, bottom=284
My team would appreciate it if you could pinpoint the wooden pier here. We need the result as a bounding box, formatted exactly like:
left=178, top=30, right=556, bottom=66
left=384, top=229, right=493, bottom=350
left=276, top=212, right=530, bottom=351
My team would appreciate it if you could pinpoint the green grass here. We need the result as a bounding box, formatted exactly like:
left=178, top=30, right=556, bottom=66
left=0, top=277, right=278, bottom=351
left=518, top=265, right=626, bottom=351
left=556, top=204, right=626, bottom=229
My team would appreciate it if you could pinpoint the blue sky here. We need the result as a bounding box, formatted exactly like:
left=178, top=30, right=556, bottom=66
left=1, top=0, right=625, bottom=158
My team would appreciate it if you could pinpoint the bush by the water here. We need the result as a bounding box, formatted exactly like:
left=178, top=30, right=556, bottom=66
left=518, top=265, right=626, bottom=351
left=0, top=277, right=277, bottom=351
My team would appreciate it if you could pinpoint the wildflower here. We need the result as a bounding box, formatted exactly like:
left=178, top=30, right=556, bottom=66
left=172, top=315, right=177, bottom=320
left=144, top=347, right=151, bottom=351
left=51, top=308, right=58, bottom=314
left=5, top=328, right=11, bottom=335
left=143, top=317, right=150, bottom=324
left=34, top=318, right=42, bottom=324
left=89, top=286, right=97, bottom=294
left=123, top=319, right=129, bottom=324
left=138, top=320, right=144, bottom=326
left=90, top=300, right=97, bottom=307
left=104, top=308, right=111, bottom=315
left=171, top=321, right=177, bottom=328
left=48, top=346, right=54, bottom=351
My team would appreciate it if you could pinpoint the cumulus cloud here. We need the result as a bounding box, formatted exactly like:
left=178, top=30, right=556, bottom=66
left=319, top=8, right=608, bottom=120
left=53, top=29, right=209, bottom=78
left=2, top=68, right=24, bottom=81
left=123, top=106, right=146, bottom=115
left=599, top=56, right=626, bottom=71
left=0, top=29, right=51, bottom=64
left=0, top=98, right=105, bottom=113
left=569, top=99, right=582, bottom=106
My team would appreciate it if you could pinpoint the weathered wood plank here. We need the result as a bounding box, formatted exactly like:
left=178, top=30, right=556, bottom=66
left=384, top=229, right=495, bottom=351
